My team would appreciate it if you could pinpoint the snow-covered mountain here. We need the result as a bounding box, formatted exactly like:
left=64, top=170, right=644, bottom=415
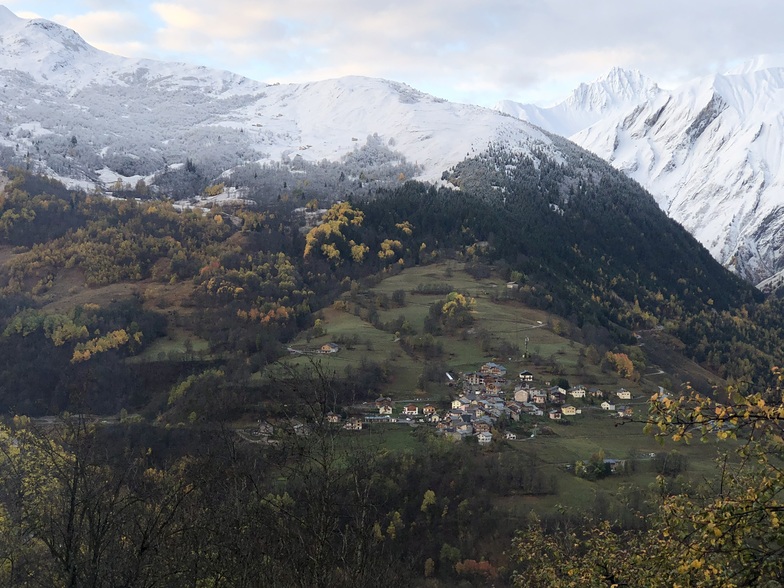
left=499, top=61, right=784, bottom=286
left=0, top=6, right=556, bottom=194
left=495, top=67, right=662, bottom=137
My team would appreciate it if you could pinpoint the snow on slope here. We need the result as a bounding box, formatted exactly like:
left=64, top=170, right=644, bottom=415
left=495, top=67, right=661, bottom=137
left=572, top=62, right=784, bottom=285
left=499, top=60, right=784, bottom=285
left=0, top=6, right=556, bottom=188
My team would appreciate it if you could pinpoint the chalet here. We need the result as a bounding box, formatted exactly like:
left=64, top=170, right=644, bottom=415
left=481, top=362, right=507, bottom=377
left=378, top=404, right=393, bottom=415
left=569, top=386, right=587, bottom=399
left=320, top=342, right=339, bottom=354
left=616, top=388, right=632, bottom=400
left=617, top=405, right=633, bottom=418
left=588, top=387, right=605, bottom=398
left=375, top=396, right=392, bottom=408
left=477, top=431, right=493, bottom=444
left=326, top=412, right=341, bottom=424
left=473, top=419, right=492, bottom=433
left=427, top=411, right=441, bottom=423
left=505, top=432, right=517, bottom=440
left=464, top=372, right=485, bottom=386
left=506, top=281, right=520, bottom=290
left=519, top=370, right=534, bottom=382
left=402, top=404, right=419, bottom=416
left=452, top=397, right=470, bottom=410
left=561, top=405, right=579, bottom=416
left=484, top=380, right=504, bottom=395
left=548, top=409, right=562, bottom=420
left=531, top=391, right=548, bottom=405
left=600, top=401, right=616, bottom=411
left=343, top=417, right=363, bottom=431
left=422, top=404, right=437, bottom=415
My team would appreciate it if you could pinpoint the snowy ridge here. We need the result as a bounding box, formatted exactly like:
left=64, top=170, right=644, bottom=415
left=501, top=58, right=784, bottom=285
left=572, top=61, right=784, bottom=285
left=0, top=6, right=557, bottom=191
left=495, top=67, right=661, bottom=137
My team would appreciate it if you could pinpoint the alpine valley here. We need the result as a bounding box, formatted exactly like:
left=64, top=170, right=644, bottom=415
left=1, top=5, right=784, bottom=587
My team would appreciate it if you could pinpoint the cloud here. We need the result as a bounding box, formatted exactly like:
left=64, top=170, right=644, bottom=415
left=53, top=10, right=154, bottom=57
left=27, top=0, right=784, bottom=106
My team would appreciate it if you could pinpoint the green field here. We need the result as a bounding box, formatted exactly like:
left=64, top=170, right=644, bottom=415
left=285, top=261, right=634, bottom=399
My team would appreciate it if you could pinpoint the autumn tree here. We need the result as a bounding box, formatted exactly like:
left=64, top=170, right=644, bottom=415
left=512, top=370, right=784, bottom=587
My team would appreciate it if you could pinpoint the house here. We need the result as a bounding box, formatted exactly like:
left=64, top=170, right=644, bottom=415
left=484, top=380, right=504, bottom=395
left=569, top=386, right=586, bottom=399
left=427, top=411, right=441, bottom=423
left=452, top=397, right=470, bottom=410
left=375, top=396, right=392, bottom=408
left=378, top=404, right=393, bottom=415
left=422, top=404, right=437, bottom=415
left=588, top=387, right=605, bottom=398
left=457, top=422, right=474, bottom=435
left=531, top=391, right=547, bottom=405
left=477, top=431, right=493, bottom=444
left=548, top=409, right=562, bottom=420
left=514, top=388, right=530, bottom=403
left=506, top=281, right=520, bottom=290
left=505, top=432, right=517, bottom=440
left=402, top=404, right=419, bottom=416
left=616, top=388, right=632, bottom=400
left=617, top=405, right=633, bottom=418
left=464, top=372, right=485, bottom=386
left=326, top=412, right=341, bottom=424
left=523, top=403, right=544, bottom=417
left=561, top=405, right=579, bottom=416
left=600, top=401, right=616, bottom=411
left=473, top=421, right=491, bottom=434
left=320, top=342, right=339, bottom=354
left=519, top=370, right=534, bottom=382
left=343, top=417, right=363, bottom=431
left=481, top=362, right=507, bottom=377
left=603, top=458, right=627, bottom=474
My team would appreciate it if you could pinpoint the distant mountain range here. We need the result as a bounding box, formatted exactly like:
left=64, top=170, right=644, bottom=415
left=497, top=58, right=784, bottom=286
left=0, top=5, right=781, bottom=286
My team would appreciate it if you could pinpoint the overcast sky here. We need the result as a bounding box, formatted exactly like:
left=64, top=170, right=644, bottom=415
left=9, top=1, right=784, bottom=106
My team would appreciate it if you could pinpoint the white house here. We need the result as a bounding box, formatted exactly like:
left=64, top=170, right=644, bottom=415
left=601, top=401, right=616, bottom=411
left=477, top=431, right=493, bottom=444
left=616, top=389, right=632, bottom=400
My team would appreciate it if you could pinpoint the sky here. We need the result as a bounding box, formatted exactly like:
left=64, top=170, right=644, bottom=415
left=8, top=0, right=784, bottom=107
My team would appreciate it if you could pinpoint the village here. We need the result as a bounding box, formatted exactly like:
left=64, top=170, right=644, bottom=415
left=326, top=360, right=640, bottom=444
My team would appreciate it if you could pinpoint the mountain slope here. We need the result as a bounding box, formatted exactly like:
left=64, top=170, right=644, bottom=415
left=0, top=6, right=556, bottom=194
left=573, top=62, right=784, bottom=285
left=498, top=59, right=784, bottom=286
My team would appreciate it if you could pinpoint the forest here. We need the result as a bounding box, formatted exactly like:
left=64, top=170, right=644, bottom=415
left=0, top=161, right=782, bottom=586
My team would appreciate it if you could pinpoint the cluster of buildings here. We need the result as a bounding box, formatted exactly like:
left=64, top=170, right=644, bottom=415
left=327, top=362, right=637, bottom=442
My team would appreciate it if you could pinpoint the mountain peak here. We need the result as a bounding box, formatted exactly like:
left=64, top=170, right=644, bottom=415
left=0, top=5, right=21, bottom=27
left=566, top=67, right=659, bottom=111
